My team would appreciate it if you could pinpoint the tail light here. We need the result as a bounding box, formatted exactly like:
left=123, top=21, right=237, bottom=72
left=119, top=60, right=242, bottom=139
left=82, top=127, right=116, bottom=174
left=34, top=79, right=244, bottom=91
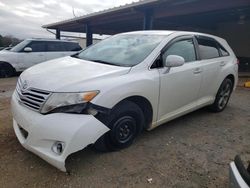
left=236, top=59, right=240, bottom=65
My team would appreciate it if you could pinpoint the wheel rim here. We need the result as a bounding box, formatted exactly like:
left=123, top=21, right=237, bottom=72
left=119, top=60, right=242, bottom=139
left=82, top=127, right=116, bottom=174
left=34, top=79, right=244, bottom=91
left=218, top=82, right=231, bottom=110
left=113, top=116, right=136, bottom=144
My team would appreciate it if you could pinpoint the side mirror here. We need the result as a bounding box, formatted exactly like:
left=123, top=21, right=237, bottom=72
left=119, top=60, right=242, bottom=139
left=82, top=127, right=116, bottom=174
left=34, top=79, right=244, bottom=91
left=24, top=47, right=32, bottom=52
left=164, top=55, right=185, bottom=67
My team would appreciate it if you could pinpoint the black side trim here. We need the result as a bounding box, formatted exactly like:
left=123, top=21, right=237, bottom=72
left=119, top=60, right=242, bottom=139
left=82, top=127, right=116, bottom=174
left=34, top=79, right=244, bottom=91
left=88, top=103, right=111, bottom=115
left=234, top=155, right=250, bottom=186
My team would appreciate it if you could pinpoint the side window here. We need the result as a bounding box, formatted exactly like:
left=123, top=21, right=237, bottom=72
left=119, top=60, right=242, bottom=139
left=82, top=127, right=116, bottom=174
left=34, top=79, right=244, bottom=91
left=163, top=39, right=196, bottom=63
left=218, top=43, right=230, bottom=56
left=197, top=37, right=220, bottom=59
left=25, top=41, right=46, bottom=52
left=47, top=42, right=66, bottom=52
left=64, top=42, right=82, bottom=51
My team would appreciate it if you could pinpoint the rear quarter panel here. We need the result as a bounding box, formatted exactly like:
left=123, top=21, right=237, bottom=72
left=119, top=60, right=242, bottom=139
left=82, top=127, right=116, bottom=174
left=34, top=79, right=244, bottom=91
left=215, top=37, right=238, bottom=90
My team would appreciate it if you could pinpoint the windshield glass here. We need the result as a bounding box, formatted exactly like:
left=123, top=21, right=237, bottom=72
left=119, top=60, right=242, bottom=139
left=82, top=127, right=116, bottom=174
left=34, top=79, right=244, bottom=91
left=10, top=40, right=30, bottom=52
left=76, top=34, right=166, bottom=67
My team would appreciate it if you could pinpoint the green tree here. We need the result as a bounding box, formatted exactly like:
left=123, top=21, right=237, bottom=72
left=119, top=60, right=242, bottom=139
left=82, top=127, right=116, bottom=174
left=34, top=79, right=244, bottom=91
left=0, top=35, right=21, bottom=47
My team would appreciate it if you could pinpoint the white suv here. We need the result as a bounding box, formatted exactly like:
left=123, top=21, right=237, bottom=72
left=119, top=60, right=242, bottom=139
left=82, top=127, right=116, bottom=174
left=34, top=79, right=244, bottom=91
left=11, top=31, right=238, bottom=171
left=0, top=39, right=82, bottom=77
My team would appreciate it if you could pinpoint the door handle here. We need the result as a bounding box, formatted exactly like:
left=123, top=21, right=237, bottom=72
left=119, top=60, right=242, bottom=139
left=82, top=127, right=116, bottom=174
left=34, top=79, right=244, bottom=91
left=193, top=68, right=202, bottom=74
left=220, top=61, right=226, bottom=67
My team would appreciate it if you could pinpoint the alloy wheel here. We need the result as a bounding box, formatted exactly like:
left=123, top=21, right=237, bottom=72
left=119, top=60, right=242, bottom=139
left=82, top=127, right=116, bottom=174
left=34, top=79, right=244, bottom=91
left=218, top=82, right=231, bottom=110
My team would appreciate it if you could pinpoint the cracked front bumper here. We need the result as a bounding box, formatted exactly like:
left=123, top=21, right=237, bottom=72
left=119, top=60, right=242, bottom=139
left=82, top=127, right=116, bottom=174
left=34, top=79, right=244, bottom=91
left=11, top=93, right=109, bottom=172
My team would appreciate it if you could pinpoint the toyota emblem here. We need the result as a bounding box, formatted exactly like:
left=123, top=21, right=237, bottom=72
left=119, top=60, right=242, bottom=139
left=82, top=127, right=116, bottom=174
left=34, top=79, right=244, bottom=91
left=22, top=80, right=28, bottom=90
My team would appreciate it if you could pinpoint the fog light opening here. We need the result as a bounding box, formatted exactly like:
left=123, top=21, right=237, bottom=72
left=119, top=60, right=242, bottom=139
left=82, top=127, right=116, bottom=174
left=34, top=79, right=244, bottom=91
left=52, top=141, right=65, bottom=155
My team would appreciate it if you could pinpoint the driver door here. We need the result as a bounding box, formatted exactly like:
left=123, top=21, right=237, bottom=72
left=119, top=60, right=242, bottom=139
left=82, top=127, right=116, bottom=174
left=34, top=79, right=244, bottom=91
left=157, top=36, right=203, bottom=125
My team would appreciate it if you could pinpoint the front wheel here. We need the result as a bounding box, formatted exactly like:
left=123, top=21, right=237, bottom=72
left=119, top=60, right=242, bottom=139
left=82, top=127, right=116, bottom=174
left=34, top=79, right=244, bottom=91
left=209, top=78, right=233, bottom=112
left=94, top=100, right=145, bottom=152
left=0, top=62, right=15, bottom=78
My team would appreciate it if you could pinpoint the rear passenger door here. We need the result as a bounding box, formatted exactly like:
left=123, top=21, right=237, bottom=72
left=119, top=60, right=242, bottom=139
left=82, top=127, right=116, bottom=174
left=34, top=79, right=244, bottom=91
left=195, top=36, right=229, bottom=103
left=45, top=41, right=67, bottom=61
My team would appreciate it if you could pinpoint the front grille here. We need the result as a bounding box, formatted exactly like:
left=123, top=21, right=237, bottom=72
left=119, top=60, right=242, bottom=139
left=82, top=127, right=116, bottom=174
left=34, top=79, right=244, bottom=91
left=16, top=79, right=51, bottom=111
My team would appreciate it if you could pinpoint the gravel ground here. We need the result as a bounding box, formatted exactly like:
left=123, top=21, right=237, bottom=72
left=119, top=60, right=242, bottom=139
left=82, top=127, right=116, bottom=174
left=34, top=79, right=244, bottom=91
left=0, top=77, right=249, bottom=188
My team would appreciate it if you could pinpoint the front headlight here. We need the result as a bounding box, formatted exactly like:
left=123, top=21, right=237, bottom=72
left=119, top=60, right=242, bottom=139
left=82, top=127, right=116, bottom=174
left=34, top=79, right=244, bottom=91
left=41, top=91, right=99, bottom=114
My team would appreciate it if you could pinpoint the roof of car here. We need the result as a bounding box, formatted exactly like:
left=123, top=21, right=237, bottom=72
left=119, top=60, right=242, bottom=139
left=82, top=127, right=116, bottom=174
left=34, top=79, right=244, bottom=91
left=26, top=38, right=78, bottom=43
left=26, top=30, right=225, bottom=43
left=121, top=30, right=174, bottom=35
left=121, top=30, right=225, bottom=41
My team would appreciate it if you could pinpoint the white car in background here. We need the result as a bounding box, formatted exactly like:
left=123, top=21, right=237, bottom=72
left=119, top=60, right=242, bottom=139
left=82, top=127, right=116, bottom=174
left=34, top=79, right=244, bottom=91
left=11, top=30, right=238, bottom=171
left=0, top=39, right=82, bottom=77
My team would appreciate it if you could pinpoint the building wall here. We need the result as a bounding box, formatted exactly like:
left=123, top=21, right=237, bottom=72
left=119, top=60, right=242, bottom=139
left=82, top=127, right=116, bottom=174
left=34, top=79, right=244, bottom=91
left=215, top=21, right=250, bottom=58
left=214, top=20, right=250, bottom=72
left=77, top=38, right=101, bottom=48
left=64, top=38, right=101, bottom=49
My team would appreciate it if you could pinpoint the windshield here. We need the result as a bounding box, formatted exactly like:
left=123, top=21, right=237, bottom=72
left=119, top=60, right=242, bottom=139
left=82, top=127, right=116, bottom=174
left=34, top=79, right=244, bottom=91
left=10, top=40, right=30, bottom=52
left=76, top=34, right=166, bottom=67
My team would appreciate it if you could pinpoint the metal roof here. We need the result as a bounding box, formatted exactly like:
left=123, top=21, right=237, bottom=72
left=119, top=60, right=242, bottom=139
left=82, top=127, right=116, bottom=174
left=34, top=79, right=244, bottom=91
left=42, top=0, right=158, bottom=29
left=42, top=0, right=250, bottom=35
left=26, top=38, right=79, bottom=43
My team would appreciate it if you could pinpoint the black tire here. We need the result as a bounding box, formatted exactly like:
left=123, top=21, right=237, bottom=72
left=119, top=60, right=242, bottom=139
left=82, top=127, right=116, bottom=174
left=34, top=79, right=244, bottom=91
left=94, top=100, right=145, bottom=152
left=209, top=78, right=233, bottom=112
left=0, top=62, right=15, bottom=78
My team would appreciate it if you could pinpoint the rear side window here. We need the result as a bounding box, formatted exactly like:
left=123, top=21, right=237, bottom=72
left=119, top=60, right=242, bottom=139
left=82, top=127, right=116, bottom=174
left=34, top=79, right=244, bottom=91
left=218, top=43, right=230, bottom=56
left=26, top=41, right=46, bottom=52
left=197, top=37, right=220, bottom=59
left=163, top=39, right=196, bottom=62
left=47, top=42, right=66, bottom=52
left=64, top=42, right=82, bottom=51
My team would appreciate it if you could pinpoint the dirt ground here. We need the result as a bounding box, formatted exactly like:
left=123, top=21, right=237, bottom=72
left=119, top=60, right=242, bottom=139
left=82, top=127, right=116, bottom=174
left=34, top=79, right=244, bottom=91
left=0, top=77, right=250, bottom=188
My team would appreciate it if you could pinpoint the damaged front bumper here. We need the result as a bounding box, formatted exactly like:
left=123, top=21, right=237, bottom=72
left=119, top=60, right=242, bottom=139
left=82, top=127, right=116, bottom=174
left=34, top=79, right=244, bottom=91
left=11, top=94, right=109, bottom=172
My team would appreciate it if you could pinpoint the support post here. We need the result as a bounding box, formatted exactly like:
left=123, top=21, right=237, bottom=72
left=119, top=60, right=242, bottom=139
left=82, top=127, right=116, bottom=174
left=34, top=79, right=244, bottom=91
left=56, top=28, right=61, bottom=39
left=143, top=9, right=154, bottom=30
left=86, top=23, right=93, bottom=47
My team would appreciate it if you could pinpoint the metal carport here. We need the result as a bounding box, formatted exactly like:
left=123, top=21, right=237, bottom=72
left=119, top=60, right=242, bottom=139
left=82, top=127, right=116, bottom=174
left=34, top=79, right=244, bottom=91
left=43, top=0, right=250, bottom=71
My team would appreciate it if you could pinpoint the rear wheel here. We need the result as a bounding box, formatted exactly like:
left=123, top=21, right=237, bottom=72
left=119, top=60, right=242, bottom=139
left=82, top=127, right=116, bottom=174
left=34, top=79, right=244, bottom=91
left=209, top=78, right=233, bottom=112
left=94, top=100, right=145, bottom=152
left=0, top=62, right=15, bottom=78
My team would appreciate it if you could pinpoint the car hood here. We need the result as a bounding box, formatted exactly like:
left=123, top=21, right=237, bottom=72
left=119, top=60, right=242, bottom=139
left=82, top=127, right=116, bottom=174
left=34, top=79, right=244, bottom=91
left=0, top=50, right=14, bottom=56
left=20, top=56, right=131, bottom=92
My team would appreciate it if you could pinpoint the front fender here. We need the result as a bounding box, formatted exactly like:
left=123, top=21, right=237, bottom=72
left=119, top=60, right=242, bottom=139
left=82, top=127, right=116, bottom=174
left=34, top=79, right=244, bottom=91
left=91, top=69, right=160, bottom=123
left=0, top=52, right=17, bottom=69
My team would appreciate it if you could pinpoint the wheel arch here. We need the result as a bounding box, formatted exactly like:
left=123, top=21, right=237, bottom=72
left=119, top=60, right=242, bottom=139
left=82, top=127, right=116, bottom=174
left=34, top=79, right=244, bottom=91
left=0, top=61, right=16, bottom=72
left=225, top=74, right=235, bottom=88
left=113, top=95, right=153, bottom=130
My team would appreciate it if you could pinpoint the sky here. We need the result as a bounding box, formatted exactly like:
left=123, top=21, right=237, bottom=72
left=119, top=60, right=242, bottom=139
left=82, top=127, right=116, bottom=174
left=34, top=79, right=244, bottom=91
left=0, top=0, right=138, bottom=39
